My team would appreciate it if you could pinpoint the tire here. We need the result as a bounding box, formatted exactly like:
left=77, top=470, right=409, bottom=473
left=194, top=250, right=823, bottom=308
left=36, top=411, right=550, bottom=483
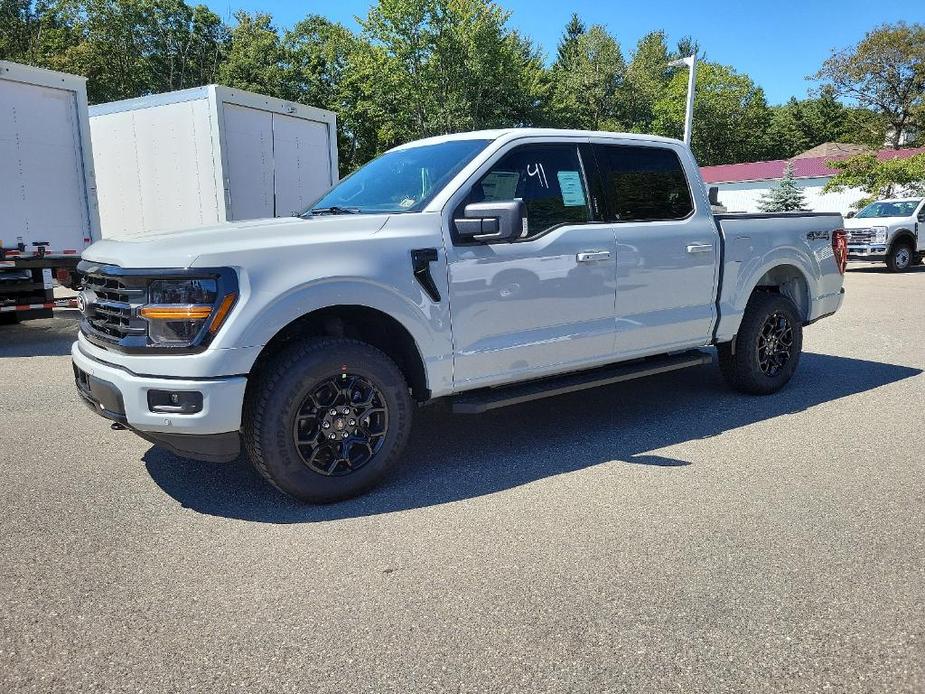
left=718, top=292, right=803, bottom=395
left=242, top=337, right=414, bottom=503
left=912, top=253, right=924, bottom=266
left=886, top=242, right=914, bottom=272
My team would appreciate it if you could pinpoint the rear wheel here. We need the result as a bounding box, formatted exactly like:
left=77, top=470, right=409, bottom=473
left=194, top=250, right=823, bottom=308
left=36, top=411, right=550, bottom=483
left=243, top=337, right=413, bottom=503
left=718, top=292, right=803, bottom=395
left=886, top=242, right=913, bottom=272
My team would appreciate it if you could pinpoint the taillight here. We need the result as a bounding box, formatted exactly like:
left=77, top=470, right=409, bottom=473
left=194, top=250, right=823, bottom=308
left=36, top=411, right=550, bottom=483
left=832, top=228, right=847, bottom=275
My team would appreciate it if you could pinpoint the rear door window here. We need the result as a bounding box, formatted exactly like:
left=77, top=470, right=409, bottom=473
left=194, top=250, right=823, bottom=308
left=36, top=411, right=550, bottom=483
left=594, top=145, right=694, bottom=222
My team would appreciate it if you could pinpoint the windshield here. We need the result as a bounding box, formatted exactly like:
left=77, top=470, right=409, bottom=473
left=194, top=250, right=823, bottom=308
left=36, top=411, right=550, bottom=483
left=856, top=200, right=922, bottom=218
left=305, top=139, right=491, bottom=215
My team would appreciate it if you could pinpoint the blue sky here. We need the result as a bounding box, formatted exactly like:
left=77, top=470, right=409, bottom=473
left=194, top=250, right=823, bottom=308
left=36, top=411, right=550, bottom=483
left=202, top=0, right=924, bottom=105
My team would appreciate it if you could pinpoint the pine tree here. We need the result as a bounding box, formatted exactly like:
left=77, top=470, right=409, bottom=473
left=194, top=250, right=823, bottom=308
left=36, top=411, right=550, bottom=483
left=758, top=162, right=807, bottom=212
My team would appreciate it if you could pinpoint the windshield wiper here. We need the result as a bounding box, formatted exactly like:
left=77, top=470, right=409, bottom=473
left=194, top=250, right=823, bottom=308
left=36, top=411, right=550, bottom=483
left=309, top=206, right=361, bottom=216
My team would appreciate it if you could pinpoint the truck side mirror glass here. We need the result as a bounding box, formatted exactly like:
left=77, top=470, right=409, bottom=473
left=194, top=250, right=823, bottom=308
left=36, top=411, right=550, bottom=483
left=845, top=211, right=856, bottom=219
left=918, top=211, right=925, bottom=222
left=708, top=186, right=720, bottom=206
left=454, top=200, right=525, bottom=243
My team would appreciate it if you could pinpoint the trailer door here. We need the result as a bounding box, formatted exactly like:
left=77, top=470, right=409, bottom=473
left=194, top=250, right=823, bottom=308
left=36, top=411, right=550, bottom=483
left=0, top=78, right=90, bottom=253
left=272, top=112, right=334, bottom=216
left=223, top=104, right=275, bottom=220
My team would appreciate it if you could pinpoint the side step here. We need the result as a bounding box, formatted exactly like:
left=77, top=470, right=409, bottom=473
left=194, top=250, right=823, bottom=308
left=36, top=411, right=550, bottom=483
left=451, top=350, right=713, bottom=414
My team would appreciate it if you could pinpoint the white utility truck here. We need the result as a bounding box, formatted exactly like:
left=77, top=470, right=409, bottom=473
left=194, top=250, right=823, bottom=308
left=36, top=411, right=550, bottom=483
left=0, top=61, right=101, bottom=321
left=89, top=85, right=338, bottom=237
left=844, top=197, right=925, bottom=272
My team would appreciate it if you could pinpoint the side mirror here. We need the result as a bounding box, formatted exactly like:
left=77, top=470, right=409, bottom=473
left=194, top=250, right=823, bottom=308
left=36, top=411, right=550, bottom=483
left=845, top=211, right=856, bottom=219
left=708, top=186, right=720, bottom=206
left=454, top=200, right=525, bottom=242
left=917, top=212, right=925, bottom=223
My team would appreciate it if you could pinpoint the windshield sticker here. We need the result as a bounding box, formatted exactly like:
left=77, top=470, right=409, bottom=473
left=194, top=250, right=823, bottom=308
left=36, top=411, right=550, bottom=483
left=557, top=171, right=586, bottom=207
left=399, top=197, right=416, bottom=208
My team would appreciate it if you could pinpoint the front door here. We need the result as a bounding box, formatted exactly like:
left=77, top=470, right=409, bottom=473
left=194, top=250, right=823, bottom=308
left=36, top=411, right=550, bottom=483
left=445, top=142, right=617, bottom=388
left=592, top=142, right=719, bottom=356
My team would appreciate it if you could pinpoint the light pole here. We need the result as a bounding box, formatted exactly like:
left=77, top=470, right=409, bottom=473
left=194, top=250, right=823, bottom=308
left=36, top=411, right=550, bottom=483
left=667, top=55, right=697, bottom=145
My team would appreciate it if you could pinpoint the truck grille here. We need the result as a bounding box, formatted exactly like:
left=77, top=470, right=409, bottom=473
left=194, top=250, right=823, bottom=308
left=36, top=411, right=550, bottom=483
left=847, top=228, right=874, bottom=244
left=81, top=271, right=147, bottom=341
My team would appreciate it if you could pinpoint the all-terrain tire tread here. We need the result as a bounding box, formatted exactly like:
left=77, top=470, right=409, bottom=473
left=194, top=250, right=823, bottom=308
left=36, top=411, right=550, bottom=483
left=717, top=291, right=803, bottom=395
left=242, top=337, right=412, bottom=502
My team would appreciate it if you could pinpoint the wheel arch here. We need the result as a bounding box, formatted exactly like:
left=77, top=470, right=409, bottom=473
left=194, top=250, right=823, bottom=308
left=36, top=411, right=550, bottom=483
left=749, top=263, right=812, bottom=322
left=889, top=229, right=916, bottom=250
left=248, top=305, right=430, bottom=402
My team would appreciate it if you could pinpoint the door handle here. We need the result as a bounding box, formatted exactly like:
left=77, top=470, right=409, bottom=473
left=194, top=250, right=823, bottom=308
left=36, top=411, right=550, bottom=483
left=576, top=250, right=611, bottom=263
left=686, top=243, right=714, bottom=254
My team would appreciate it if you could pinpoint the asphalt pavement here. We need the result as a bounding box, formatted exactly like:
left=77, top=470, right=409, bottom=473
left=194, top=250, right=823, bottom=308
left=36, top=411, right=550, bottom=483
left=1, top=264, right=923, bottom=693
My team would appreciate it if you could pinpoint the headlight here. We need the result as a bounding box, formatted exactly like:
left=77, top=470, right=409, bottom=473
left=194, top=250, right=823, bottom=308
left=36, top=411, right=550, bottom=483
left=139, top=276, right=237, bottom=347
left=872, top=226, right=888, bottom=244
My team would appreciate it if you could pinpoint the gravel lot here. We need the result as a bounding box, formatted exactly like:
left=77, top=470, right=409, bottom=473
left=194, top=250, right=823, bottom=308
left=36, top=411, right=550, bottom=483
left=1, top=265, right=923, bottom=693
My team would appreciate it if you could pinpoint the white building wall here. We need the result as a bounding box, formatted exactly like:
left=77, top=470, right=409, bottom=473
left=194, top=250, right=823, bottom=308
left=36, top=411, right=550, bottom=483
left=714, top=177, right=865, bottom=214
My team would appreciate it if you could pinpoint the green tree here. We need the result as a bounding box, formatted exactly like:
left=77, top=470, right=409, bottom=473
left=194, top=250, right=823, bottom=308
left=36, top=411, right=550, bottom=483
left=673, top=35, right=702, bottom=61
left=549, top=24, right=624, bottom=129
left=652, top=61, right=772, bottom=165
left=357, top=0, right=544, bottom=145
left=758, top=162, right=807, bottom=211
left=765, top=99, right=813, bottom=158
left=552, top=12, right=584, bottom=69
left=146, top=0, right=227, bottom=92
left=813, top=22, right=925, bottom=148
left=55, top=0, right=154, bottom=102
left=621, top=30, right=671, bottom=132
left=823, top=152, right=925, bottom=207
left=217, top=11, right=285, bottom=96
left=0, top=1, right=81, bottom=67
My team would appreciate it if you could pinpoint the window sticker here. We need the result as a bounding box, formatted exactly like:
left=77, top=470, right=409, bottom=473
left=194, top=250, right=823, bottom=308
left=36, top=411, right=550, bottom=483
left=480, top=171, right=520, bottom=200
left=557, top=171, right=586, bottom=207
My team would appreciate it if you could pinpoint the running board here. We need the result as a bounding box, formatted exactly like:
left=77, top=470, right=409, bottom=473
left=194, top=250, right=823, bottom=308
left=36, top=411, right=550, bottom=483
left=451, top=350, right=713, bottom=414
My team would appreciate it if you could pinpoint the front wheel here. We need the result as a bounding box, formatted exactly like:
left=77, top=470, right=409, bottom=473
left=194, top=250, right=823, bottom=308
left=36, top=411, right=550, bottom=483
left=886, top=242, right=914, bottom=272
left=243, top=337, right=414, bottom=503
left=718, top=292, right=803, bottom=395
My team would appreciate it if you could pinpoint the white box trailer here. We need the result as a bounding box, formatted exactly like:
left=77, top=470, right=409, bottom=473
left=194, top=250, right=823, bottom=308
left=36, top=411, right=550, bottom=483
left=0, top=61, right=101, bottom=321
left=89, top=85, right=339, bottom=237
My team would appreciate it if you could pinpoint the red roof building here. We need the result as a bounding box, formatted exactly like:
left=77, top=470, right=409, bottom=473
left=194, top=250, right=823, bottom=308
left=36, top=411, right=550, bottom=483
left=699, top=145, right=925, bottom=214
left=701, top=146, right=925, bottom=184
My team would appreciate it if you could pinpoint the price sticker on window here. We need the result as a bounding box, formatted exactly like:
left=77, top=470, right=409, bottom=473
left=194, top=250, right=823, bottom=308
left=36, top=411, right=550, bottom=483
left=557, top=171, right=586, bottom=207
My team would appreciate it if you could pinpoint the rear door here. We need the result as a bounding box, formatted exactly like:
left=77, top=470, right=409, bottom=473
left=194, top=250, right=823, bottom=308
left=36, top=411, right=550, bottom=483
left=223, top=104, right=275, bottom=220
left=0, top=77, right=90, bottom=252
left=272, top=113, right=333, bottom=216
left=591, top=141, right=719, bottom=356
left=223, top=105, right=334, bottom=220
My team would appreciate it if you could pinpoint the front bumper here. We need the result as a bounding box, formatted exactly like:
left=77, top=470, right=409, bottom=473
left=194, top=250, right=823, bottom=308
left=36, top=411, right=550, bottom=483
left=72, top=341, right=246, bottom=462
left=847, top=244, right=887, bottom=260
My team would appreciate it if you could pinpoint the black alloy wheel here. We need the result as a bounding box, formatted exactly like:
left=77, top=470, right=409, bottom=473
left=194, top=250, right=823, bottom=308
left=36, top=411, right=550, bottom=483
left=293, top=374, right=389, bottom=476
left=756, top=311, right=794, bottom=378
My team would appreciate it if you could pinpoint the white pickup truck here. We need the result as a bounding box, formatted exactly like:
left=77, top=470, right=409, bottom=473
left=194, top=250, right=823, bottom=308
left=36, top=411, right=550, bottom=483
left=844, top=197, right=925, bottom=272
left=72, top=129, right=847, bottom=502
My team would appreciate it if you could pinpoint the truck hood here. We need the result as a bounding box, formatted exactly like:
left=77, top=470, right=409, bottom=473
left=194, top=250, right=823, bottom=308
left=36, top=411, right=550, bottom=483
left=844, top=216, right=910, bottom=229
left=82, top=215, right=392, bottom=268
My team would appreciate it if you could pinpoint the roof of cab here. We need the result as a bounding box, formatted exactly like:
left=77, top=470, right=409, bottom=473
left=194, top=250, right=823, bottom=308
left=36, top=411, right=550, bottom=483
left=391, top=128, right=684, bottom=150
